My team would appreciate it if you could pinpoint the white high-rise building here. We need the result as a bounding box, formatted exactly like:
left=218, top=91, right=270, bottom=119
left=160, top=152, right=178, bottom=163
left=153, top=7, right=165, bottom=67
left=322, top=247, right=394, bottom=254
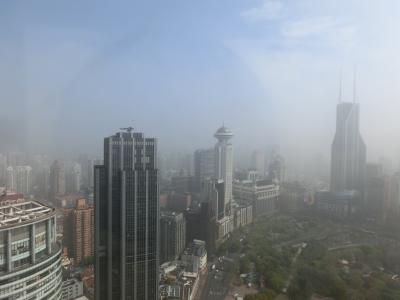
left=15, top=165, right=33, bottom=196
left=214, top=125, right=234, bottom=216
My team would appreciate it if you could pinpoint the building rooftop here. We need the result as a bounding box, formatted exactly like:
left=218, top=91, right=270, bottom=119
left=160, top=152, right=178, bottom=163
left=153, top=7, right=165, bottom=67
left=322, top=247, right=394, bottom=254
left=234, top=179, right=276, bottom=188
left=0, top=200, right=54, bottom=228
left=183, top=240, right=206, bottom=257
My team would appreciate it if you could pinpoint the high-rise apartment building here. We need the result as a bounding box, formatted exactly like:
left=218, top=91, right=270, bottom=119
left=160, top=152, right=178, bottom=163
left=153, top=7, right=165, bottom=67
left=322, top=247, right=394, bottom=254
left=63, top=198, right=94, bottom=264
left=50, top=160, right=66, bottom=200
left=331, top=102, right=367, bottom=197
left=160, top=211, right=186, bottom=264
left=14, top=165, right=33, bottom=196
left=0, top=154, right=7, bottom=186
left=95, top=129, right=159, bottom=300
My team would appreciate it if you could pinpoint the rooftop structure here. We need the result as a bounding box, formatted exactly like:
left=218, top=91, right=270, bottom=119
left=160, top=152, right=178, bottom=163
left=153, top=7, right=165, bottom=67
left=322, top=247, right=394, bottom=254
left=0, top=200, right=54, bottom=228
left=0, top=197, right=61, bottom=299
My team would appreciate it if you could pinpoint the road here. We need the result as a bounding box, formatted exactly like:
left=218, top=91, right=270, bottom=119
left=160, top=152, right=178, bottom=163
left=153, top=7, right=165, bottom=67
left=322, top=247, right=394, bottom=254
left=199, top=256, right=236, bottom=300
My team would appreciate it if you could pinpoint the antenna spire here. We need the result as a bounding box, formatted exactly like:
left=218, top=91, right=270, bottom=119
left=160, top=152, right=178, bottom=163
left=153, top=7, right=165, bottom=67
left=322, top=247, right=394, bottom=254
left=353, top=65, right=357, bottom=103
left=338, top=69, right=343, bottom=104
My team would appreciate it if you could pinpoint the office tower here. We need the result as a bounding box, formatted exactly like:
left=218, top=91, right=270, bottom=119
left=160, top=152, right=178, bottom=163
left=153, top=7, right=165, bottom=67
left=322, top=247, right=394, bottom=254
left=50, top=160, right=66, bottom=199
left=251, top=150, right=265, bottom=177
left=63, top=198, right=94, bottom=264
left=14, top=165, right=33, bottom=196
left=214, top=125, right=234, bottom=215
left=87, top=158, right=103, bottom=189
left=6, top=166, right=14, bottom=191
left=160, top=212, right=186, bottom=264
left=201, top=179, right=225, bottom=219
left=193, top=149, right=214, bottom=192
left=0, top=198, right=62, bottom=299
left=331, top=102, right=367, bottom=197
left=95, top=129, right=159, bottom=300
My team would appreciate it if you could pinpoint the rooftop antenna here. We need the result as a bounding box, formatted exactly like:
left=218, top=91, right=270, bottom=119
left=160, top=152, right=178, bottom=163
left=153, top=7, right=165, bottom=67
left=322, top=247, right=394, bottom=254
left=353, top=65, right=357, bottom=103
left=120, top=126, right=134, bottom=133
left=338, top=68, right=343, bottom=104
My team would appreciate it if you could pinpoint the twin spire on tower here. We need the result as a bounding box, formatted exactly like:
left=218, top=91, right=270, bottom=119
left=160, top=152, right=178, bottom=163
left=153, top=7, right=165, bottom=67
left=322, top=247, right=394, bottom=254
left=338, top=66, right=358, bottom=104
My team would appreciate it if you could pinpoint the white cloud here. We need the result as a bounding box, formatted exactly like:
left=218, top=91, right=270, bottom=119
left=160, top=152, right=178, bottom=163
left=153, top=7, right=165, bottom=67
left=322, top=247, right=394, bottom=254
left=282, top=16, right=338, bottom=38
left=241, top=0, right=283, bottom=22
left=280, top=16, right=358, bottom=49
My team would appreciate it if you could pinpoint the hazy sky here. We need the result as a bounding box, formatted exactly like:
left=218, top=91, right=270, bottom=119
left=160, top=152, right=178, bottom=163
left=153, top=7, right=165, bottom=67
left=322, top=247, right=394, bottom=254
left=1, top=0, right=400, bottom=167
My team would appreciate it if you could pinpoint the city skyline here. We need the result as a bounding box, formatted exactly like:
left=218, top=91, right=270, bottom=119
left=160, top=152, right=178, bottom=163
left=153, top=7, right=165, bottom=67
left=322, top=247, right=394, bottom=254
left=2, top=2, right=400, bottom=299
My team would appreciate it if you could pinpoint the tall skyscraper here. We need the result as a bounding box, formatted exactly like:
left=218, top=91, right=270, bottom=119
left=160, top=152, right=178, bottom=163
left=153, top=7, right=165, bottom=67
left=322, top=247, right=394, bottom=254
left=95, top=129, right=159, bottom=300
left=214, top=126, right=234, bottom=216
left=50, top=160, right=66, bottom=199
left=331, top=102, right=367, bottom=197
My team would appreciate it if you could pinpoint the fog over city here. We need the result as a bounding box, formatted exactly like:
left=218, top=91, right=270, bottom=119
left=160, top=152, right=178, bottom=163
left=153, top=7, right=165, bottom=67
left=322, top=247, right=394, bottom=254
left=1, top=0, right=400, bottom=171
left=3, top=2, right=400, bottom=300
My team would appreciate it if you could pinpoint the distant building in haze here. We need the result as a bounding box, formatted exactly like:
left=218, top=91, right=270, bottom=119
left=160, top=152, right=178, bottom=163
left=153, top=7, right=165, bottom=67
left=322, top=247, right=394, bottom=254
left=94, top=129, right=159, bottom=300
left=251, top=150, right=265, bottom=178
left=6, top=166, right=14, bottom=191
left=331, top=102, right=367, bottom=198
left=50, top=160, right=66, bottom=200
left=72, top=163, right=82, bottom=192
left=14, top=165, right=33, bottom=196
left=193, top=149, right=214, bottom=192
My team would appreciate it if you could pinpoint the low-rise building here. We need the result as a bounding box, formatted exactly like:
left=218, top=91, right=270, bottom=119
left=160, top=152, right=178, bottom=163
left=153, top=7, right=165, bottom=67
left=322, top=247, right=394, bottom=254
left=315, top=190, right=360, bottom=218
left=279, top=182, right=307, bottom=212
left=61, top=278, right=83, bottom=300
left=181, top=240, right=207, bottom=273
left=232, top=201, right=253, bottom=229
left=233, top=179, right=279, bottom=218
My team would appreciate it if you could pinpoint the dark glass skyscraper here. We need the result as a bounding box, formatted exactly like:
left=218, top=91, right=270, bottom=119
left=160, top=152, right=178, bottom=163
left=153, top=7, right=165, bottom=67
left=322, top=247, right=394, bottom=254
left=331, top=102, right=367, bottom=197
left=95, top=129, right=159, bottom=300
